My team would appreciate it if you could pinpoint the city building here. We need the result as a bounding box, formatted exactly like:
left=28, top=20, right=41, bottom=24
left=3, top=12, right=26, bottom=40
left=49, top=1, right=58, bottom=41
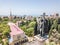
left=16, top=21, right=22, bottom=27
left=49, top=13, right=59, bottom=19
left=8, top=22, right=28, bottom=45
left=8, top=11, right=14, bottom=21
left=25, top=15, right=33, bottom=21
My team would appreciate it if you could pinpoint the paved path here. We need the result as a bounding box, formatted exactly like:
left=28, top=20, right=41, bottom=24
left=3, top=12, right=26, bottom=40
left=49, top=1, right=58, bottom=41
left=22, top=37, right=45, bottom=45
left=22, top=40, right=44, bottom=45
left=21, top=34, right=48, bottom=45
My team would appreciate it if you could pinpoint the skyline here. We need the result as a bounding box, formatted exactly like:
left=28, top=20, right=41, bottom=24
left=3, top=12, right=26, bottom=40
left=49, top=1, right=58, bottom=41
left=0, top=0, right=60, bottom=16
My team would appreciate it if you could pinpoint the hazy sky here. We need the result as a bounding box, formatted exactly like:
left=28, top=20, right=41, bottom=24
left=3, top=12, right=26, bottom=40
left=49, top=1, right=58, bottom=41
left=0, top=0, right=60, bottom=16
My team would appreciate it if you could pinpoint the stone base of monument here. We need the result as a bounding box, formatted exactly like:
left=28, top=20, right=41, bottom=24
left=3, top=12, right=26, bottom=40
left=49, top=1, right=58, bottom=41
left=34, top=34, right=49, bottom=42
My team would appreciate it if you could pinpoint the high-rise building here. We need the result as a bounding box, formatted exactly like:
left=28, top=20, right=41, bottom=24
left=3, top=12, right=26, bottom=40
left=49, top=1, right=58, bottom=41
left=8, top=11, right=13, bottom=21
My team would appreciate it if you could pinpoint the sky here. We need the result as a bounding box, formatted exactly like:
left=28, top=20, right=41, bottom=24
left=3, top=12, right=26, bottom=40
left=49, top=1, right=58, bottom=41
left=0, top=0, right=60, bottom=16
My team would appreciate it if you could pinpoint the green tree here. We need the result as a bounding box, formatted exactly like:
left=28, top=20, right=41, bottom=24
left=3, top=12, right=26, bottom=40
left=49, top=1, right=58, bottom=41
left=0, top=38, right=2, bottom=43
left=0, top=17, right=2, bottom=21
left=53, top=19, right=58, bottom=29
left=29, top=21, right=36, bottom=27
left=49, top=19, right=58, bottom=37
left=20, top=25, right=27, bottom=32
left=33, top=17, right=36, bottom=21
left=58, top=25, right=60, bottom=33
left=0, top=23, right=10, bottom=38
left=3, top=18, right=9, bottom=21
left=26, top=28, right=34, bottom=37
left=50, top=19, right=58, bottom=31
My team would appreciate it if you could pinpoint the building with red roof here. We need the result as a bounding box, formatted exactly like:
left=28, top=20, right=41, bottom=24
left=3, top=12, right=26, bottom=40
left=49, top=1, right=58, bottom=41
left=8, top=22, right=28, bottom=45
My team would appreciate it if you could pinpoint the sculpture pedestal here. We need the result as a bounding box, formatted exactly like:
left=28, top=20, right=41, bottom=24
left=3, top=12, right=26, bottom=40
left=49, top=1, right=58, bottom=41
left=34, top=34, right=49, bottom=42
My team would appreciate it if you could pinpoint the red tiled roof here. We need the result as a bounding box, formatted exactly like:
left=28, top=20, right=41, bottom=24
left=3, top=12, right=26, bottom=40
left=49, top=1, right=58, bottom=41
left=8, top=22, right=24, bottom=36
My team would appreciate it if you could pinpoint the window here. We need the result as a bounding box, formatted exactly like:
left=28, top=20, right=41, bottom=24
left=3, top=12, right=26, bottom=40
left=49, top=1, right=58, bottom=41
left=24, top=36, right=26, bottom=38
left=14, top=42, right=19, bottom=45
left=14, top=43, right=17, bottom=45
left=17, top=35, right=20, bottom=40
